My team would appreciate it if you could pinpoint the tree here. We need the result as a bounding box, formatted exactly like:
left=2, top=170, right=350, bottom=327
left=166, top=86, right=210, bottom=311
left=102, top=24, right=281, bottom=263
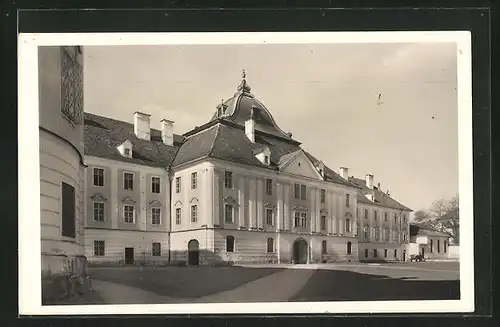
left=414, top=194, right=460, bottom=245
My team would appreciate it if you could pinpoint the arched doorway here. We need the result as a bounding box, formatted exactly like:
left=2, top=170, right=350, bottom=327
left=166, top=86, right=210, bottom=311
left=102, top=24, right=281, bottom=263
left=293, top=238, right=308, bottom=264
left=187, top=239, right=200, bottom=266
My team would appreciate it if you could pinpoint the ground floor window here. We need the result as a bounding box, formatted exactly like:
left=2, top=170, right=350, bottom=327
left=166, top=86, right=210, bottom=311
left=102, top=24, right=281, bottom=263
left=374, top=249, right=378, bottom=257
left=384, top=249, right=388, bottom=257
left=175, top=207, right=181, bottom=224
left=444, top=240, right=447, bottom=253
left=225, top=204, right=234, bottom=223
left=226, top=235, right=235, bottom=252
left=267, top=238, right=274, bottom=253
left=321, top=240, right=327, bottom=254
left=364, top=249, right=368, bottom=258
left=94, top=240, right=105, bottom=256
left=437, top=239, right=441, bottom=253
left=347, top=241, right=352, bottom=254
left=394, top=249, right=397, bottom=258
left=320, top=215, right=326, bottom=231
left=152, top=242, right=161, bottom=256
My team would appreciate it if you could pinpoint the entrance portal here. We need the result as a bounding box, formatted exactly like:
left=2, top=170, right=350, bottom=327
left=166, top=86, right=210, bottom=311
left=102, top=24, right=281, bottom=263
left=125, top=247, right=134, bottom=265
left=293, top=238, right=308, bottom=264
left=188, top=239, right=200, bottom=266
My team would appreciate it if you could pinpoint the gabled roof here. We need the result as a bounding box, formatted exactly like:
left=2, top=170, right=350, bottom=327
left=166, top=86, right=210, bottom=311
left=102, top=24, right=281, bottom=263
left=410, top=223, right=450, bottom=238
left=84, top=112, right=183, bottom=168
left=348, top=177, right=412, bottom=211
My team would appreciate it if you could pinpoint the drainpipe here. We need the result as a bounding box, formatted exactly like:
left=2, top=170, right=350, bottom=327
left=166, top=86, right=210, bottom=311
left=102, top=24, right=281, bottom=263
left=167, top=167, right=172, bottom=264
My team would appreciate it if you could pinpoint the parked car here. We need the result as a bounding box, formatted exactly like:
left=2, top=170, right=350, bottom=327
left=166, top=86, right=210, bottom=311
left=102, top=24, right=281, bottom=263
left=410, top=254, right=426, bottom=262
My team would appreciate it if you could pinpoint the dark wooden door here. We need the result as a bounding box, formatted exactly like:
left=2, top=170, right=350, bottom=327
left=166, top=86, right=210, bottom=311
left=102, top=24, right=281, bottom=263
left=125, top=247, right=134, bottom=264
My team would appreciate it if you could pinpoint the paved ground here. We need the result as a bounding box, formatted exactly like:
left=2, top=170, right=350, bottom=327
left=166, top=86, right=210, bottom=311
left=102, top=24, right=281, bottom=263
left=49, top=261, right=459, bottom=305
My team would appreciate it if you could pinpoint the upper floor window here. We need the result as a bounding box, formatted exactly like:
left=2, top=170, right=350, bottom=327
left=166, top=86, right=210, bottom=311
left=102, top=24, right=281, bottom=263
left=123, top=205, right=135, bottom=223
left=394, top=213, right=398, bottom=223
left=224, top=171, right=233, bottom=188
left=267, top=238, right=274, bottom=253
left=264, top=155, right=270, bottom=164
left=300, top=212, right=307, bottom=228
left=384, top=212, right=388, bottom=221
left=374, top=210, right=378, bottom=220
left=93, top=202, right=105, bottom=222
left=175, top=208, right=181, bottom=225
left=320, top=189, right=326, bottom=203
left=363, top=226, right=369, bottom=239
left=300, top=185, right=307, bottom=200
left=364, top=209, right=369, bottom=219
left=124, top=148, right=131, bottom=157
left=345, top=218, right=351, bottom=232
left=151, top=176, right=161, bottom=193
left=175, top=177, right=181, bottom=193
left=191, top=205, right=198, bottom=223
left=345, top=194, right=350, bottom=207
left=123, top=172, right=134, bottom=190
left=265, top=179, right=273, bottom=195
left=225, top=204, right=234, bottom=223
left=266, top=209, right=274, bottom=226
left=294, top=212, right=300, bottom=227
left=357, top=208, right=360, bottom=218
left=320, top=215, right=326, bottom=231
left=151, top=207, right=161, bottom=225
left=294, top=184, right=307, bottom=200
left=93, top=168, right=104, bottom=187
left=61, top=182, right=75, bottom=238
left=191, top=172, right=197, bottom=189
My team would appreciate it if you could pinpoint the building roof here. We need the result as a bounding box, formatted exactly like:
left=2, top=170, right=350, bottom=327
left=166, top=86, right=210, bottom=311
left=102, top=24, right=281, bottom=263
left=348, top=177, right=412, bottom=211
left=410, top=223, right=450, bottom=238
left=83, top=112, right=183, bottom=168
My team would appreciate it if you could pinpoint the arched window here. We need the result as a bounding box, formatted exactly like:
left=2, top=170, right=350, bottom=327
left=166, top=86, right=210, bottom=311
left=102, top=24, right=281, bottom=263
left=347, top=241, right=352, bottom=254
left=267, top=238, right=274, bottom=253
left=226, top=236, right=235, bottom=252
left=321, top=240, right=327, bottom=254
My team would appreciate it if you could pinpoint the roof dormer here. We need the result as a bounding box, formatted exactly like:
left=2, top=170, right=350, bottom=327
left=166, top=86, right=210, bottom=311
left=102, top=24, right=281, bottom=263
left=254, top=146, right=271, bottom=165
left=117, top=140, right=133, bottom=158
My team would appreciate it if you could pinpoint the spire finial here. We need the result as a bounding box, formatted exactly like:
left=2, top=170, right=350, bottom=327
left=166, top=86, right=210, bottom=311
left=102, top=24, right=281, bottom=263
left=242, top=69, right=246, bottom=79
left=237, top=69, right=251, bottom=93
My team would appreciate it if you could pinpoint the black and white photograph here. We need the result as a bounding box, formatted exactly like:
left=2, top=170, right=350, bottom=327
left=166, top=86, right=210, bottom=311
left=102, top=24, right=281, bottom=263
left=18, top=31, right=473, bottom=315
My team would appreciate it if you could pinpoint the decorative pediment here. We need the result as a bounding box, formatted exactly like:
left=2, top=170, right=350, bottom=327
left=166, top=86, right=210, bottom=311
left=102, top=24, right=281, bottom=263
left=264, top=202, right=276, bottom=209
left=149, top=200, right=162, bottom=207
left=174, top=200, right=183, bottom=207
left=320, top=209, right=328, bottom=215
left=223, top=196, right=239, bottom=206
left=90, top=193, right=107, bottom=202
left=345, top=212, right=353, bottom=218
left=292, top=205, right=308, bottom=212
left=122, top=196, right=136, bottom=204
left=279, top=150, right=324, bottom=180
left=189, top=197, right=199, bottom=204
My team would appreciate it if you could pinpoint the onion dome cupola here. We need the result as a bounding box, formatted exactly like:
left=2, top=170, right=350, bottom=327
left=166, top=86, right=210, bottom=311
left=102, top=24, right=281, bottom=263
left=210, top=69, right=294, bottom=141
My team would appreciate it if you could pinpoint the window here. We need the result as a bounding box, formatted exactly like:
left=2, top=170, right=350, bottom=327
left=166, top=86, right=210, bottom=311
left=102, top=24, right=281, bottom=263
left=437, top=239, right=441, bottom=253
left=266, top=179, right=273, bottom=195
left=374, top=210, right=378, bottom=220
left=384, top=212, right=388, bottom=221
left=384, top=249, right=388, bottom=257
left=294, top=183, right=300, bottom=199
left=175, top=208, right=181, bottom=224
left=444, top=240, right=447, bottom=253
left=151, top=177, right=161, bottom=193
left=300, top=185, right=307, bottom=200
left=224, top=171, right=233, bottom=188
left=294, top=212, right=300, bottom=227
left=321, top=240, right=327, bottom=254
left=320, top=215, right=326, bottom=231
left=364, top=249, right=368, bottom=258
left=124, top=148, right=131, bottom=156
left=191, top=205, right=198, bottom=223
left=61, top=182, right=75, bottom=238
left=375, top=227, right=380, bottom=241
left=364, top=209, right=369, bottom=219
left=345, top=219, right=351, bottom=232
left=347, top=241, right=352, bottom=254
left=264, top=155, right=270, bottom=164
left=394, top=249, right=397, bottom=258
left=300, top=212, right=307, bottom=228
left=430, top=239, right=433, bottom=253
left=151, top=207, right=161, bottom=225
left=152, top=242, right=161, bottom=256
left=266, top=209, right=273, bottom=226
left=345, top=194, right=350, bottom=207
left=93, top=168, right=104, bottom=186
left=175, top=177, right=181, bottom=193
left=191, top=172, right=197, bottom=189
left=124, top=205, right=135, bottom=223
left=226, top=236, right=235, bottom=252
left=225, top=204, right=234, bottom=223
left=320, top=189, right=326, bottom=203
left=357, top=208, right=360, bottom=218
left=374, top=249, right=378, bottom=257
left=394, top=214, right=398, bottom=224
left=294, top=183, right=307, bottom=200
left=94, top=240, right=105, bottom=256
left=124, top=172, right=134, bottom=190
left=93, top=202, right=105, bottom=222
left=363, top=226, right=369, bottom=239
left=267, top=238, right=274, bottom=253
left=384, top=228, right=390, bottom=242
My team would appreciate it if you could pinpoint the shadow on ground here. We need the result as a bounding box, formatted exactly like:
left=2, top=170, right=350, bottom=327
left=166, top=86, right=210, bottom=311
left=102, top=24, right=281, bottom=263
left=88, top=266, right=284, bottom=298
left=291, top=269, right=460, bottom=301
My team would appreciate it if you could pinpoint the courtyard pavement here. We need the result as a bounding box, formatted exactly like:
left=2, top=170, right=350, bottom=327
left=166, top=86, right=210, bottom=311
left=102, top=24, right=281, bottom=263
left=50, top=261, right=460, bottom=305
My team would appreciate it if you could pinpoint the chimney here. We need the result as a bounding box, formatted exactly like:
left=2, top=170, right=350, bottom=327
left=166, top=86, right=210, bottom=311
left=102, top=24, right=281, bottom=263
left=366, top=174, right=374, bottom=189
left=245, top=105, right=257, bottom=143
left=133, top=111, right=151, bottom=140
left=340, top=167, right=349, bottom=180
left=160, top=119, right=174, bottom=146
left=387, top=190, right=390, bottom=196
left=377, top=182, right=381, bottom=189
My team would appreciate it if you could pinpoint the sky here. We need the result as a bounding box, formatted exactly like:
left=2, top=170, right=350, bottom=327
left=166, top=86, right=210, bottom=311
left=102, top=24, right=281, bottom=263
left=83, top=42, right=458, bottom=214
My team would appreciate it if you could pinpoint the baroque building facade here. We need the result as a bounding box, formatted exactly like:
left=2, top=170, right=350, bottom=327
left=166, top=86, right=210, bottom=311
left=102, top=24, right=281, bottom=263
left=82, top=72, right=411, bottom=265
left=39, top=46, right=88, bottom=301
